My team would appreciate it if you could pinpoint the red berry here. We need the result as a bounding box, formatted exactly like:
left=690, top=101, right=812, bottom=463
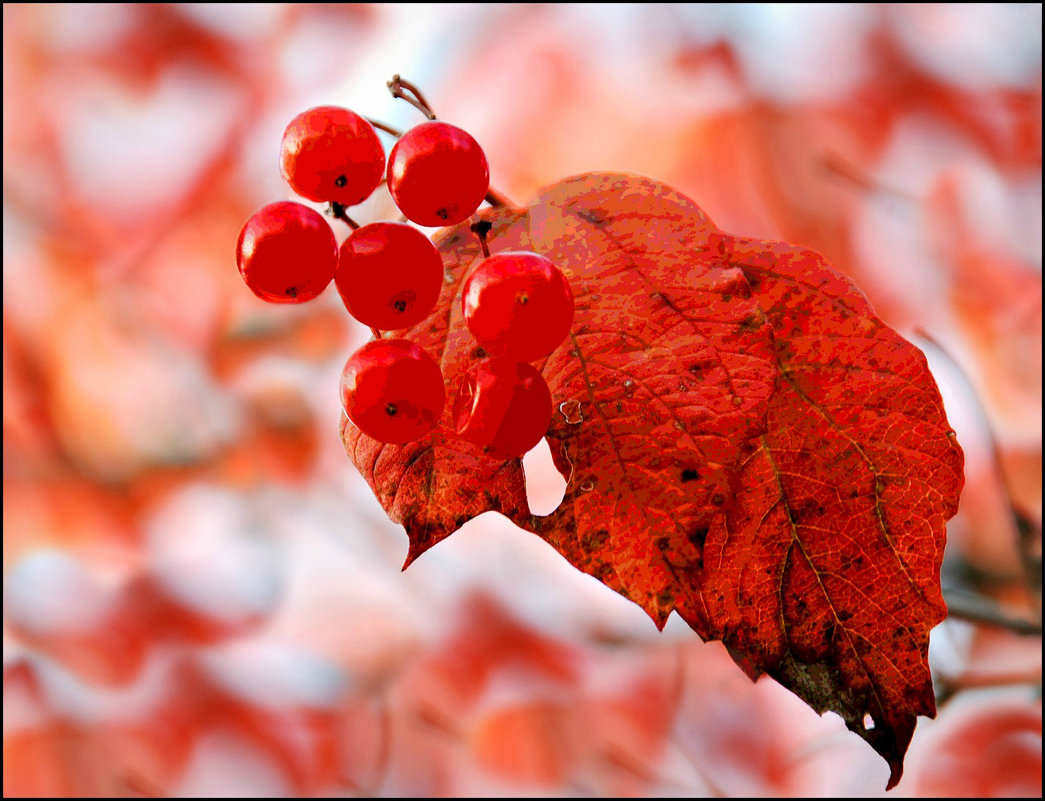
left=335, top=222, right=444, bottom=330
left=280, top=106, right=385, bottom=205
left=236, top=201, right=338, bottom=303
left=341, top=339, right=445, bottom=444
left=462, top=251, right=574, bottom=362
left=387, top=121, right=489, bottom=226
left=453, top=358, right=552, bottom=459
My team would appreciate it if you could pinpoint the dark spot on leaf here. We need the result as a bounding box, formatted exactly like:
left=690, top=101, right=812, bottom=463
left=656, top=536, right=670, bottom=551
left=689, top=526, right=709, bottom=547
left=596, top=563, right=614, bottom=581
left=823, top=621, right=836, bottom=644
left=740, top=313, right=761, bottom=330
left=583, top=529, right=610, bottom=550
left=681, top=468, right=699, bottom=482
left=837, top=610, right=852, bottom=622
left=790, top=498, right=825, bottom=525
left=688, top=356, right=718, bottom=375
left=576, top=208, right=608, bottom=226
left=711, top=493, right=726, bottom=506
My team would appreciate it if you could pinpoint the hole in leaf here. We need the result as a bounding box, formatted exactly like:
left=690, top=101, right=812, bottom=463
left=862, top=713, right=875, bottom=730
left=523, top=437, right=566, bottom=517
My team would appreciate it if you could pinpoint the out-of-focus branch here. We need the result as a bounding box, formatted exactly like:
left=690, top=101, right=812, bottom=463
left=916, top=329, right=1044, bottom=621
left=943, top=588, right=1042, bottom=636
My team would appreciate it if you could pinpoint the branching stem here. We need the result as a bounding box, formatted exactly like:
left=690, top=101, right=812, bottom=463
left=387, top=74, right=437, bottom=120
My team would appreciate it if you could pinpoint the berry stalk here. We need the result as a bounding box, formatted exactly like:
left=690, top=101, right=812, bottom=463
left=470, top=220, right=492, bottom=258
left=329, top=202, right=361, bottom=230
left=387, top=74, right=437, bottom=120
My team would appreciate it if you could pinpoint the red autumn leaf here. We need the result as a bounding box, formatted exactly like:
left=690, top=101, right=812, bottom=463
left=341, top=172, right=964, bottom=787
left=690, top=237, right=965, bottom=788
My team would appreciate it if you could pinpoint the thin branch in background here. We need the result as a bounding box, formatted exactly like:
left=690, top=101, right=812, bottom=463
left=942, top=587, right=1042, bottom=636
left=916, top=328, right=1043, bottom=621
left=818, top=151, right=917, bottom=204
left=935, top=668, right=1043, bottom=706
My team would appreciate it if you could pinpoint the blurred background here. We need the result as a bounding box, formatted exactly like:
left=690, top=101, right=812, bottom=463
left=3, top=3, right=1041, bottom=796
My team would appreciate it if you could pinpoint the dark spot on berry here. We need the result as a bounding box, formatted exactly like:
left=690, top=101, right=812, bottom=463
left=393, top=300, right=407, bottom=312
left=472, top=347, right=486, bottom=359
left=286, top=286, right=298, bottom=298
left=335, top=175, right=347, bottom=188
left=681, top=468, right=699, bottom=482
left=386, top=403, right=397, bottom=416
left=436, top=207, right=449, bottom=219
left=517, top=293, right=529, bottom=305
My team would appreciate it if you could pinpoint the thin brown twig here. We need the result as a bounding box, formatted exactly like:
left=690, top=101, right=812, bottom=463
left=484, top=186, right=514, bottom=209
left=366, top=117, right=403, bottom=137
left=387, top=74, right=437, bottom=120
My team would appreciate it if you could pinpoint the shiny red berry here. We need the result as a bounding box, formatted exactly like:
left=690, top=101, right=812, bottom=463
left=280, top=106, right=385, bottom=205
left=453, top=358, right=552, bottom=459
left=236, top=201, right=338, bottom=303
left=341, top=339, right=445, bottom=444
left=387, top=121, right=489, bottom=227
left=335, top=222, right=444, bottom=331
left=462, top=251, right=574, bottom=362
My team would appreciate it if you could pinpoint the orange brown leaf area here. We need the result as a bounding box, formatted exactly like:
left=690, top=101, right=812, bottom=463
left=341, top=172, right=965, bottom=786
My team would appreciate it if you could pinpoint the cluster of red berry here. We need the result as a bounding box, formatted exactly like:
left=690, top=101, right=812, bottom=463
left=234, top=78, right=574, bottom=459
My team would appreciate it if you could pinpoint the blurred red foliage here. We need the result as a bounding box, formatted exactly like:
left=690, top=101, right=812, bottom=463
left=3, top=4, right=1039, bottom=797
